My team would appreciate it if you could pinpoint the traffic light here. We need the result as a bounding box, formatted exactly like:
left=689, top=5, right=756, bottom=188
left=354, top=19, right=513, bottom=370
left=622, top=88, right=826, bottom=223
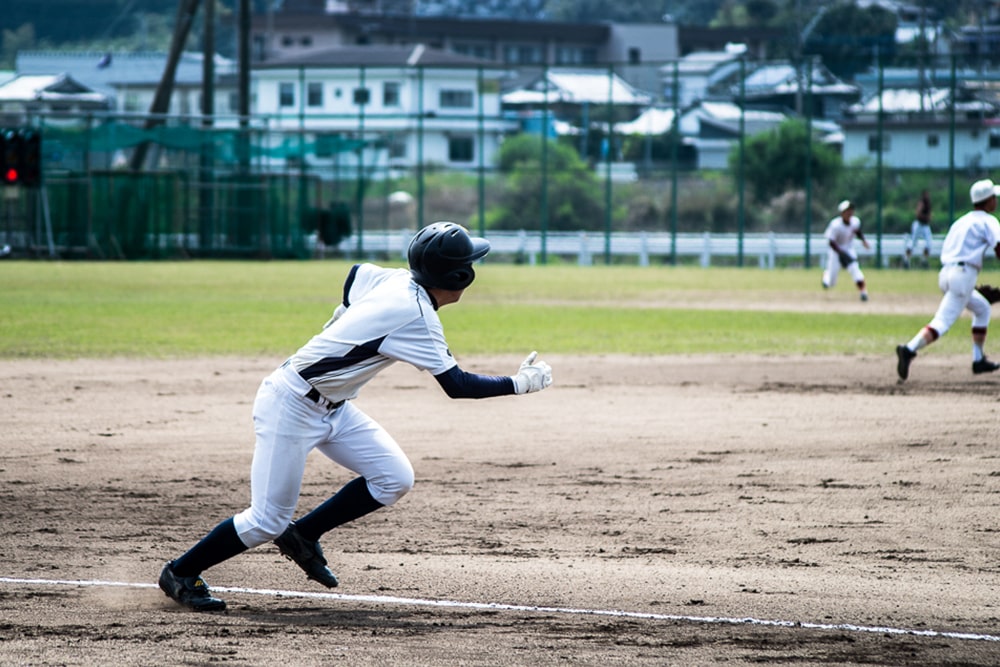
left=20, top=129, right=41, bottom=187
left=0, top=127, right=42, bottom=188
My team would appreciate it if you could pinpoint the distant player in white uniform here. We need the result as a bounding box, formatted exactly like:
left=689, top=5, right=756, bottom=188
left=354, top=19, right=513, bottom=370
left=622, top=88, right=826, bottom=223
left=822, top=199, right=871, bottom=301
left=158, top=222, right=553, bottom=611
left=896, top=179, right=1000, bottom=381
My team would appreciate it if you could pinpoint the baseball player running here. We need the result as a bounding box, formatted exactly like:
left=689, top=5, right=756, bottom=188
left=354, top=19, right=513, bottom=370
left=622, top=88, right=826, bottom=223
left=158, top=222, right=553, bottom=611
left=822, top=199, right=871, bottom=301
left=896, top=179, right=1000, bottom=381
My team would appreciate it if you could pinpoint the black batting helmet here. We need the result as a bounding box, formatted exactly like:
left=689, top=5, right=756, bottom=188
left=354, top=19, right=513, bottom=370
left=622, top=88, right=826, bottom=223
left=407, top=222, right=490, bottom=291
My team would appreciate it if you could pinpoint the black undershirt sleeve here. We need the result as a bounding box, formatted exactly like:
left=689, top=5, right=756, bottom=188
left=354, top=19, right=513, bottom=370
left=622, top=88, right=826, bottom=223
left=434, top=365, right=516, bottom=399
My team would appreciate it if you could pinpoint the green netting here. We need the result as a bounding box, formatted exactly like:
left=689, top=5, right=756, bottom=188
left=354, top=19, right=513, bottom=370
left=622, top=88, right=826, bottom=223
left=41, top=122, right=367, bottom=163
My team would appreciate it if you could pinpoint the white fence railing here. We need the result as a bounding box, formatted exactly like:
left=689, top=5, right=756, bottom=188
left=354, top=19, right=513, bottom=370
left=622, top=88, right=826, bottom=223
left=331, top=230, right=919, bottom=269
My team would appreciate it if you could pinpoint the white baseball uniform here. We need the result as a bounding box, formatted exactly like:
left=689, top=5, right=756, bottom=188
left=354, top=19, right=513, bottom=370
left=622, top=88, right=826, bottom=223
left=926, top=209, right=1000, bottom=336
left=233, top=263, right=516, bottom=548
left=822, top=215, right=865, bottom=287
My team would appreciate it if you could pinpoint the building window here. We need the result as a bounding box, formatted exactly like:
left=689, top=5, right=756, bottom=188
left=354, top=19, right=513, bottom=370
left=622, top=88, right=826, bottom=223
left=279, top=82, right=295, bottom=108
left=454, top=42, right=495, bottom=60
left=503, top=44, right=543, bottom=65
left=990, top=133, right=1000, bottom=150
left=628, top=48, right=641, bottom=65
left=228, top=92, right=239, bottom=112
left=867, top=134, right=889, bottom=152
left=448, top=136, right=474, bottom=162
left=353, top=87, right=370, bottom=105
left=383, top=81, right=400, bottom=107
left=555, top=46, right=598, bottom=65
left=300, top=36, right=312, bottom=47
left=307, top=82, right=323, bottom=107
left=388, top=137, right=407, bottom=159
left=281, top=35, right=294, bottom=47
left=252, top=35, right=266, bottom=61
left=927, top=134, right=939, bottom=147
left=440, top=89, right=474, bottom=108
left=123, top=91, right=141, bottom=112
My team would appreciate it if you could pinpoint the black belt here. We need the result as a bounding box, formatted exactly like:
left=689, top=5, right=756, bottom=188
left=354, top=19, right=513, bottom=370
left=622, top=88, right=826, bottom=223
left=305, top=387, right=344, bottom=411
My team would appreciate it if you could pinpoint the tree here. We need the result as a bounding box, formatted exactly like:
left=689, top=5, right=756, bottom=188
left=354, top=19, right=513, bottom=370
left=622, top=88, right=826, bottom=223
left=804, top=3, right=897, bottom=80
left=733, top=119, right=841, bottom=204
left=487, top=134, right=606, bottom=231
left=1, top=23, right=35, bottom=69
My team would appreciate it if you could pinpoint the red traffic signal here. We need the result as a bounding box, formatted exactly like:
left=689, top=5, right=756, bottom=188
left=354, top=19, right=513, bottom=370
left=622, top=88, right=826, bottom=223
left=0, top=127, right=41, bottom=188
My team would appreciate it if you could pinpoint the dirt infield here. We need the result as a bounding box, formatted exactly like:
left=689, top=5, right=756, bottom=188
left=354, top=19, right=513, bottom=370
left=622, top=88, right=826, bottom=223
left=2, top=353, right=999, bottom=666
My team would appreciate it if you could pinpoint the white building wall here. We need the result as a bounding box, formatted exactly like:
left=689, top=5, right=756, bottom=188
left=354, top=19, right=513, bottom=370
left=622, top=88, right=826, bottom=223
left=843, top=125, right=1000, bottom=170
left=252, top=66, right=511, bottom=168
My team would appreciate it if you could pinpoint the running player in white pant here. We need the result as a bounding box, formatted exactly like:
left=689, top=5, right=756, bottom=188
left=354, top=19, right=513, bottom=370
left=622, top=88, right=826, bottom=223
left=158, top=222, right=553, bottom=611
left=896, top=179, right=1000, bottom=381
left=822, top=199, right=871, bottom=301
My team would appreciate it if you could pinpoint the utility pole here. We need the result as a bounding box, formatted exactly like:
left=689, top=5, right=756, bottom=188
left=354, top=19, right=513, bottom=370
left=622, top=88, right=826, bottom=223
left=200, top=0, right=215, bottom=252
left=130, top=0, right=201, bottom=171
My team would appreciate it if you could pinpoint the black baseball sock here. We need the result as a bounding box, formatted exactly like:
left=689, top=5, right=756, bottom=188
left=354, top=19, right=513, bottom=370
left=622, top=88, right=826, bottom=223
left=171, top=517, right=248, bottom=577
left=294, top=476, right=384, bottom=541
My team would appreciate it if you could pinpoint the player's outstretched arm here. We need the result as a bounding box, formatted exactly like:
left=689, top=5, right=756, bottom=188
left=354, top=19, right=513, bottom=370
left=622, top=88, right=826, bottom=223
left=433, top=352, right=553, bottom=398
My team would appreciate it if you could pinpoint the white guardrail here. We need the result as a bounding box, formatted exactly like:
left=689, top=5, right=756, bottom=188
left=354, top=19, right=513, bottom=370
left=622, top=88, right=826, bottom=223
left=331, top=230, right=919, bottom=269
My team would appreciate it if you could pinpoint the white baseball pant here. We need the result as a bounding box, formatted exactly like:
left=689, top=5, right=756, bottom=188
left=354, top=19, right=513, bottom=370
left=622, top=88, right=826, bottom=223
left=232, top=364, right=414, bottom=548
left=928, top=263, right=991, bottom=336
left=823, top=249, right=865, bottom=287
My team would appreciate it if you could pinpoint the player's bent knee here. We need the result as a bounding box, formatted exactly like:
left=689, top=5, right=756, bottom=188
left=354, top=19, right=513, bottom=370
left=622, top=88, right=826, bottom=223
left=368, top=463, right=415, bottom=506
left=233, top=507, right=295, bottom=547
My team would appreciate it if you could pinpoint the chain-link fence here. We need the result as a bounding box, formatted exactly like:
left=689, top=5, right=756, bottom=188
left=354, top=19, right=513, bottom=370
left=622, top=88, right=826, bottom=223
left=2, top=55, right=998, bottom=265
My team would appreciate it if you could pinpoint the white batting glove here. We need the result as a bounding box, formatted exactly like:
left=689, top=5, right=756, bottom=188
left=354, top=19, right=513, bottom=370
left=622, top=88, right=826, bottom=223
left=511, top=351, right=553, bottom=394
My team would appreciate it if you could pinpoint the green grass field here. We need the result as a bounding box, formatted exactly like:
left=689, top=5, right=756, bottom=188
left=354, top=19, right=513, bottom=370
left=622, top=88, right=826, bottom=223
left=0, top=260, right=989, bottom=358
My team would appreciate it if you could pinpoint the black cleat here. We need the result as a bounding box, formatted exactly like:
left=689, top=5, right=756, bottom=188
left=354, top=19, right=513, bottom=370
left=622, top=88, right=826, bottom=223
left=158, top=561, right=226, bottom=612
left=972, top=357, right=1000, bottom=375
left=896, top=345, right=916, bottom=381
left=274, top=522, right=339, bottom=588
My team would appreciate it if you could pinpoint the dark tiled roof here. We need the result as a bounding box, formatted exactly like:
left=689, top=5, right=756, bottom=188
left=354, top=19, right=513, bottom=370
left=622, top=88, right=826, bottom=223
left=256, top=44, right=499, bottom=69
left=251, top=10, right=608, bottom=42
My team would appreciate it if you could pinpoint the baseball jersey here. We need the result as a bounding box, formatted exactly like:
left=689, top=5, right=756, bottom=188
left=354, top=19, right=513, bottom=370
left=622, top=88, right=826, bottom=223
left=285, top=264, right=458, bottom=402
left=824, top=215, right=863, bottom=252
left=939, top=209, right=1000, bottom=269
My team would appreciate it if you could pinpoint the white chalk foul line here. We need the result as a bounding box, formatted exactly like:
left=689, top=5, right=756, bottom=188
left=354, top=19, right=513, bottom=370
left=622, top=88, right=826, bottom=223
left=2, top=576, right=998, bottom=643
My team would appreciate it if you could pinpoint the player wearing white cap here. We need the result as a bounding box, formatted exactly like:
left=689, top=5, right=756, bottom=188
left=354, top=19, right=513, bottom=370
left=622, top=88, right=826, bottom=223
left=896, top=178, right=1000, bottom=381
left=822, top=199, right=871, bottom=301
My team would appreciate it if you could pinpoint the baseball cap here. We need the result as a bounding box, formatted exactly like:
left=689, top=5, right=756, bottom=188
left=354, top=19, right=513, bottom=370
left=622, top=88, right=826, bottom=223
left=837, top=200, right=853, bottom=213
left=970, top=178, right=1000, bottom=204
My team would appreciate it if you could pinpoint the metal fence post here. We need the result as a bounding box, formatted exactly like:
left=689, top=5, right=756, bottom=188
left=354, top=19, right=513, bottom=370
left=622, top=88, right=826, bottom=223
left=541, top=61, right=549, bottom=265
left=737, top=57, right=746, bottom=267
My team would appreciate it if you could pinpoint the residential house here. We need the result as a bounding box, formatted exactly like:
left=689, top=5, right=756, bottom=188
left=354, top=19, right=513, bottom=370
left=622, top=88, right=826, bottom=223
left=251, top=2, right=678, bottom=97
left=501, top=68, right=653, bottom=122
left=665, top=44, right=747, bottom=108
left=253, top=43, right=514, bottom=172
left=0, top=74, right=111, bottom=125
left=675, top=25, right=782, bottom=59
left=840, top=86, right=1000, bottom=170
left=678, top=101, right=789, bottom=170
left=501, top=68, right=652, bottom=169
left=737, top=61, right=860, bottom=121
left=16, top=51, right=237, bottom=117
